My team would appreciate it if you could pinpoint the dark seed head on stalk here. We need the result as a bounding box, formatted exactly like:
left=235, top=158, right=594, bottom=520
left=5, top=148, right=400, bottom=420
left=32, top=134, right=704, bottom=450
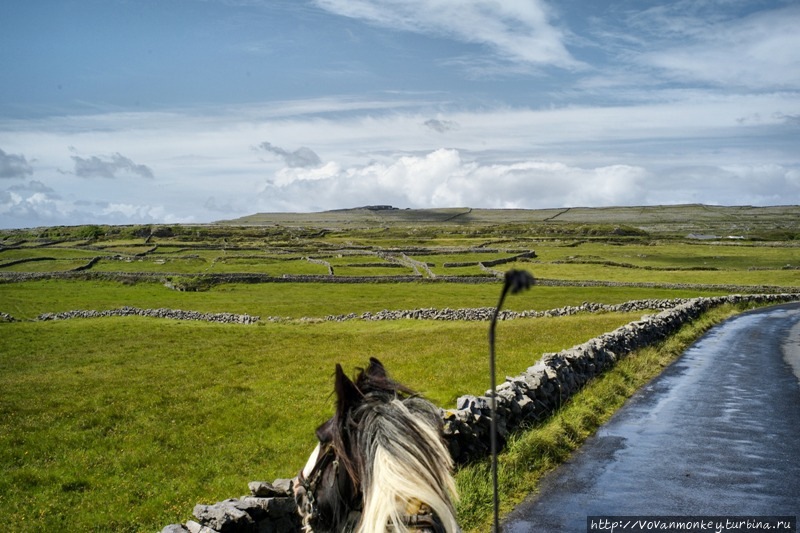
left=504, top=269, right=535, bottom=295
left=489, top=268, right=534, bottom=532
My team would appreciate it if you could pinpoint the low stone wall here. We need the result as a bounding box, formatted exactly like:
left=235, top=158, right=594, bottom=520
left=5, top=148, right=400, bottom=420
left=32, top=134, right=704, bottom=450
left=1, top=270, right=797, bottom=295
left=37, top=307, right=260, bottom=324
left=74, top=256, right=102, bottom=271
left=324, top=298, right=695, bottom=322
left=0, top=256, right=57, bottom=269
left=0, top=298, right=744, bottom=325
left=442, top=293, right=798, bottom=463
left=444, top=251, right=536, bottom=268
left=160, top=292, right=799, bottom=533
left=161, top=481, right=301, bottom=533
left=304, top=256, right=333, bottom=275
left=0, top=271, right=494, bottom=285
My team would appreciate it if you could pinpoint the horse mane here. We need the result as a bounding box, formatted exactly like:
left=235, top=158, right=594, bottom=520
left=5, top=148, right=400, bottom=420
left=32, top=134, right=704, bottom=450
left=328, top=358, right=459, bottom=533
left=328, top=358, right=415, bottom=485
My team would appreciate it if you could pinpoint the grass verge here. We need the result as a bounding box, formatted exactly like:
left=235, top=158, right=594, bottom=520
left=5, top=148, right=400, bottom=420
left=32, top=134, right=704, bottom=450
left=454, top=303, right=749, bottom=532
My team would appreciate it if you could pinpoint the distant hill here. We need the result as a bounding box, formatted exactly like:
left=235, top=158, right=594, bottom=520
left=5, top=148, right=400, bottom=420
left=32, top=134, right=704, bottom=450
left=219, top=204, right=799, bottom=237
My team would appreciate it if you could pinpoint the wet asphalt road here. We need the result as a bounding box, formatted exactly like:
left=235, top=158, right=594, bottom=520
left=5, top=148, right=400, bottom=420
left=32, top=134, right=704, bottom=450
left=503, top=302, right=800, bottom=532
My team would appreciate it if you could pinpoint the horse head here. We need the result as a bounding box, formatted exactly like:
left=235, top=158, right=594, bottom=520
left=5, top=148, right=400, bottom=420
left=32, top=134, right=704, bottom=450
left=294, top=358, right=459, bottom=532
left=294, top=362, right=365, bottom=532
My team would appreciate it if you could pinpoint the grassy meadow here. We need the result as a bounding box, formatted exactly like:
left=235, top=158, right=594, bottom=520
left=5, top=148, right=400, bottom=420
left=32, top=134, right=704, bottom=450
left=0, top=205, right=798, bottom=531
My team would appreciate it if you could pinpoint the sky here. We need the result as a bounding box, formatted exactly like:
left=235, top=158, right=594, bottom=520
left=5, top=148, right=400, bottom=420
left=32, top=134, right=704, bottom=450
left=1, top=0, right=799, bottom=229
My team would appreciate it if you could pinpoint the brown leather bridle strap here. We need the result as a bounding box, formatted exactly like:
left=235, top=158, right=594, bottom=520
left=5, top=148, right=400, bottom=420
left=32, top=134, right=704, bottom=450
left=394, top=502, right=446, bottom=532
left=401, top=513, right=443, bottom=532
left=297, top=443, right=338, bottom=521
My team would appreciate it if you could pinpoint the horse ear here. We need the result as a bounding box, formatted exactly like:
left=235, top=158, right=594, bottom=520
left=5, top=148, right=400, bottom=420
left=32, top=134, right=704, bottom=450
left=334, top=363, right=361, bottom=415
left=366, top=357, right=387, bottom=379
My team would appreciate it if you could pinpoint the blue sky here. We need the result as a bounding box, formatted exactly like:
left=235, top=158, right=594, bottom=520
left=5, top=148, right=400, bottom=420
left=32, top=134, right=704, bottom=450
left=1, top=0, right=798, bottom=228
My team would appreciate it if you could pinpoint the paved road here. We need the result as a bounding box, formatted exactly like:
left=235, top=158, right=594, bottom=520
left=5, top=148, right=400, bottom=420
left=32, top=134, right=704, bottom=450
left=503, top=302, right=800, bottom=532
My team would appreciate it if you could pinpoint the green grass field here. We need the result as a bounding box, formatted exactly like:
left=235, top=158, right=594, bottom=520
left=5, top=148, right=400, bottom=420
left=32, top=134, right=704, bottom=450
left=0, top=279, right=729, bottom=321
left=0, top=205, right=797, bottom=531
left=2, top=311, right=649, bottom=531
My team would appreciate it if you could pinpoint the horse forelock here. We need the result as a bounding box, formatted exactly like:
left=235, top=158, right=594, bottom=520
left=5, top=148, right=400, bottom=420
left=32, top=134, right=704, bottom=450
left=354, top=396, right=459, bottom=533
left=354, top=361, right=416, bottom=399
left=305, top=359, right=458, bottom=532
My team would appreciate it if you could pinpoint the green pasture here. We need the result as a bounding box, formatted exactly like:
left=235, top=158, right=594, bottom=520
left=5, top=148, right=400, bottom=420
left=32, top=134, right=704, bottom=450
left=506, top=261, right=800, bottom=287
left=150, top=246, right=216, bottom=256
left=1, top=208, right=797, bottom=531
left=438, top=265, right=490, bottom=277
left=90, top=257, right=209, bottom=274
left=2, top=226, right=796, bottom=286
left=2, top=311, right=646, bottom=531
left=530, top=241, right=798, bottom=269
left=331, top=265, right=416, bottom=277
left=206, top=257, right=329, bottom=276
left=0, top=279, right=728, bottom=321
left=406, top=252, right=511, bottom=265
left=0, top=259, right=93, bottom=273
left=0, top=247, right=97, bottom=261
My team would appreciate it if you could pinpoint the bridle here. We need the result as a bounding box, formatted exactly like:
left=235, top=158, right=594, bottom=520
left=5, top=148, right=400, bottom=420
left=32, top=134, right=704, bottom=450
left=397, top=500, right=446, bottom=532
left=295, top=442, right=342, bottom=524
left=295, top=355, right=473, bottom=533
left=296, top=441, right=445, bottom=532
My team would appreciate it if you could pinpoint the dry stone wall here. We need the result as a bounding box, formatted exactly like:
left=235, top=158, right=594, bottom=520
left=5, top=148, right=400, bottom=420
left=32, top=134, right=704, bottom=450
left=11, top=298, right=713, bottom=326
left=161, top=480, right=301, bottom=533
left=1, top=270, right=797, bottom=295
left=37, top=307, right=260, bottom=324
left=324, top=298, right=696, bottom=322
left=441, top=293, right=798, bottom=462
left=160, top=292, right=799, bottom=533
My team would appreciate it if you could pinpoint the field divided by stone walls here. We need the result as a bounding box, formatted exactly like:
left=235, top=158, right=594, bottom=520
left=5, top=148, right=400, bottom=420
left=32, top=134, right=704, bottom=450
left=1, top=204, right=798, bottom=531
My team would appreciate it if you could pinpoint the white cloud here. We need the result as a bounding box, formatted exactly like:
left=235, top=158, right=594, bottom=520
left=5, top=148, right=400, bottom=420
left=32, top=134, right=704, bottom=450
left=258, top=148, right=651, bottom=210
left=0, top=178, right=191, bottom=229
left=0, top=148, right=34, bottom=179
left=313, top=0, right=584, bottom=70
left=0, top=185, right=71, bottom=228
left=8, top=180, right=55, bottom=194
left=634, top=4, right=800, bottom=90
left=641, top=163, right=800, bottom=206
left=0, top=87, right=797, bottom=227
left=255, top=147, right=800, bottom=213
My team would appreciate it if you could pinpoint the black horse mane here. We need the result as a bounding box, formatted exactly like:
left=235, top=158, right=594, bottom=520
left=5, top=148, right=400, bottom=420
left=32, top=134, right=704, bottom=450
left=327, top=357, right=417, bottom=486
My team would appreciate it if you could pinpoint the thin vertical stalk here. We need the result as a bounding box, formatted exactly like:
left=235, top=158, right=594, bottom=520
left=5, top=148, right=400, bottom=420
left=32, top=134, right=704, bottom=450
left=489, top=286, right=508, bottom=533
left=488, top=269, right=534, bottom=533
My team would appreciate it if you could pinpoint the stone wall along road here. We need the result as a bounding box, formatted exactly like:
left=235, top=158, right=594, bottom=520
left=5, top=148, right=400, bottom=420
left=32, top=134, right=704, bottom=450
left=503, top=302, right=800, bottom=532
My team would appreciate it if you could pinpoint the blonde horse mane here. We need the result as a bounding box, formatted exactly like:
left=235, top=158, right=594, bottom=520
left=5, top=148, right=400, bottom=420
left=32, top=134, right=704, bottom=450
left=356, top=397, right=459, bottom=533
